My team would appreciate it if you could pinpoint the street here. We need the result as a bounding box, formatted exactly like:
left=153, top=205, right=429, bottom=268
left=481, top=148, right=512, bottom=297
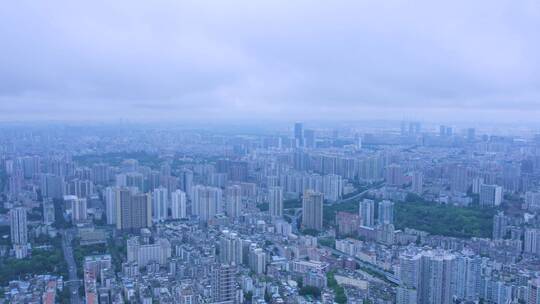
left=61, top=229, right=82, bottom=304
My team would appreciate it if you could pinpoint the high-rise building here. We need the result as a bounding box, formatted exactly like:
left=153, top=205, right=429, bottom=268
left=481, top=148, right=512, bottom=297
left=399, top=249, right=459, bottom=304
left=450, top=165, right=469, bottom=193
left=304, top=129, right=315, bottom=148
left=294, top=122, right=304, bottom=147
left=528, top=278, right=540, bottom=304
left=378, top=200, right=394, bottom=225
left=492, top=211, right=508, bottom=240
left=179, top=169, right=194, bottom=198
left=171, top=189, right=187, bottom=219
left=104, top=186, right=117, bottom=225
left=472, top=177, right=484, bottom=194
left=116, top=189, right=152, bottom=231
left=455, top=254, right=481, bottom=301
left=225, top=185, right=242, bottom=218
left=525, top=228, right=540, bottom=255
left=323, top=174, right=342, bottom=202
left=219, top=230, right=243, bottom=265
left=65, top=195, right=87, bottom=222
left=249, top=247, right=266, bottom=274
left=212, top=264, right=237, bottom=303
left=302, top=190, right=324, bottom=231
left=65, top=179, right=94, bottom=198
left=192, top=185, right=222, bottom=222
left=335, top=212, right=360, bottom=237
left=396, top=287, right=417, bottom=304
left=268, top=186, right=283, bottom=218
left=359, top=199, right=375, bottom=227
left=526, top=191, right=540, bottom=210
left=467, top=128, right=476, bottom=141
left=43, top=201, right=55, bottom=225
left=40, top=174, right=64, bottom=199
left=412, top=171, right=423, bottom=194
left=127, top=236, right=171, bottom=268
left=152, top=187, right=168, bottom=221
left=385, top=164, right=404, bottom=186
left=91, top=163, right=109, bottom=185
left=21, top=156, right=40, bottom=179
left=479, top=184, right=502, bottom=207
left=10, top=206, right=28, bottom=259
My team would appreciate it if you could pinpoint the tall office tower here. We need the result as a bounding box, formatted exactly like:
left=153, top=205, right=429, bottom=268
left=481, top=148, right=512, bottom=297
left=71, top=197, right=88, bottom=222
left=412, top=171, right=423, bottom=194
left=40, top=173, right=64, bottom=199
left=192, top=185, right=222, bottom=222
left=212, top=264, right=237, bottom=304
left=116, top=189, right=152, bottom=231
left=385, top=164, right=404, bottom=186
left=152, top=187, right=168, bottom=221
left=304, top=129, right=315, bottom=148
left=249, top=247, right=266, bottom=274
left=467, top=128, right=476, bottom=141
left=323, top=174, right=342, bottom=202
left=91, top=163, right=109, bottom=185
left=472, top=177, right=484, bottom=194
left=359, top=199, right=375, bottom=227
left=219, top=230, right=243, bottom=265
left=225, top=185, right=242, bottom=218
left=268, top=186, right=283, bottom=218
left=302, top=190, right=324, bottom=231
left=479, top=184, right=502, bottom=207
left=525, top=228, right=540, bottom=255
left=171, top=190, right=187, bottom=219
left=104, top=186, right=117, bottom=225
left=10, top=206, right=28, bottom=259
left=294, top=122, right=304, bottom=147
left=450, top=165, right=469, bottom=193
left=492, top=211, right=508, bottom=240
left=378, top=200, right=394, bottom=224
left=179, top=169, right=194, bottom=198
left=43, top=201, right=55, bottom=225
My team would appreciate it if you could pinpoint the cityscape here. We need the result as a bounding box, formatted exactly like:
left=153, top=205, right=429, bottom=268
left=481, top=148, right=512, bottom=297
left=1, top=121, right=540, bottom=304
left=1, top=1, right=540, bottom=303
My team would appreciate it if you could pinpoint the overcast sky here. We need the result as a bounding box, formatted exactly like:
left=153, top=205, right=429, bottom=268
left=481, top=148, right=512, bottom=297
left=0, top=0, right=539, bottom=123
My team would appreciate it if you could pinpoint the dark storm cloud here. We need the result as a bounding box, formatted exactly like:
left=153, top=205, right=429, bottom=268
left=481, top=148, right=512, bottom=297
left=0, top=0, right=539, bottom=122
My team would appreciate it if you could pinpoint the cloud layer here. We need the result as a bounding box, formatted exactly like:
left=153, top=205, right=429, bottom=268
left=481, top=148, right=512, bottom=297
left=0, top=0, right=539, bottom=123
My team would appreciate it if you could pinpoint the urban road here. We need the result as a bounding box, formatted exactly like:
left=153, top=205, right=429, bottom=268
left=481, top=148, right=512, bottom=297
left=61, top=229, right=82, bottom=304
